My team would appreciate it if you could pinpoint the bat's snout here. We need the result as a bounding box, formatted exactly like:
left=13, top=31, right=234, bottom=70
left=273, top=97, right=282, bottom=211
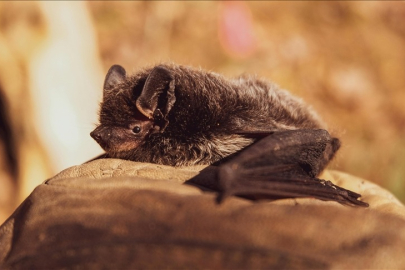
left=90, top=127, right=109, bottom=147
left=90, top=126, right=143, bottom=153
left=90, top=130, right=101, bottom=141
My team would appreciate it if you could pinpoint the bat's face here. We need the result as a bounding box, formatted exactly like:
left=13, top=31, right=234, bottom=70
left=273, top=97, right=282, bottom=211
left=90, top=88, right=157, bottom=153
left=90, top=118, right=154, bottom=153
left=91, top=65, right=162, bottom=155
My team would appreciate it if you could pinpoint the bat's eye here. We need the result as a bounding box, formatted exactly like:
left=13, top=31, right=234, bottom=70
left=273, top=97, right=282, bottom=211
left=132, top=126, right=141, bottom=134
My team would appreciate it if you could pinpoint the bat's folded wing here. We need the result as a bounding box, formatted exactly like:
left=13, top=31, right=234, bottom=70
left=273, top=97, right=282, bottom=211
left=218, top=129, right=369, bottom=207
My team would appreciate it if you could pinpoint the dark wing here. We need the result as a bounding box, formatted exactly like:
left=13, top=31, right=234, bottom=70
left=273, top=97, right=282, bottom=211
left=217, top=129, right=369, bottom=207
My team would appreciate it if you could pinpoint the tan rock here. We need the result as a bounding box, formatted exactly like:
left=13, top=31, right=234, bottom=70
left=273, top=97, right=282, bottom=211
left=1, top=159, right=404, bottom=269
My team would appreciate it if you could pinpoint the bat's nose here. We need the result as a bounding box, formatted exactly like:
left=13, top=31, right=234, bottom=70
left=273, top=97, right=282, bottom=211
left=90, top=127, right=111, bottom=151
left=90, top=130, right=102, bottom=143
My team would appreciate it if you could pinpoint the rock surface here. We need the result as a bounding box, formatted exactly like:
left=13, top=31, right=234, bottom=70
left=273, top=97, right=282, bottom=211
left=1, top=159, right=404, bottom=269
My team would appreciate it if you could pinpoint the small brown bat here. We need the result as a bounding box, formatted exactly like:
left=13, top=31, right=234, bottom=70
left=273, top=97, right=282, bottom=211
left=91, top=63, right=368, bottom=207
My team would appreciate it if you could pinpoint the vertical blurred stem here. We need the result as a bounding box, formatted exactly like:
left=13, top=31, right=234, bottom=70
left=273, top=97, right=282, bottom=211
left=30, top=1, right=104, bottom=172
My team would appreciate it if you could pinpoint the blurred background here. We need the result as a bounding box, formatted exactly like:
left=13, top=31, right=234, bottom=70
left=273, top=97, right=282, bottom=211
left=0, top=1, right=404, bottom=222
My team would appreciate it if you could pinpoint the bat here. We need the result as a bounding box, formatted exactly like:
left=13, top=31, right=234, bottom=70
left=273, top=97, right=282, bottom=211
left=90, top=63, right=368, bottom=207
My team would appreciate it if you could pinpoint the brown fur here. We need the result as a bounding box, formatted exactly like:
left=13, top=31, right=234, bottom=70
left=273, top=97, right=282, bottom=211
left=92, top=63, right=328, bottom=166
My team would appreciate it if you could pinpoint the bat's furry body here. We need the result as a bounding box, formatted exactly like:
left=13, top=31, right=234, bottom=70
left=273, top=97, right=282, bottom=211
left=94, top=64, right=326, bottom=166
left=91, top=63, right=367, bottom=207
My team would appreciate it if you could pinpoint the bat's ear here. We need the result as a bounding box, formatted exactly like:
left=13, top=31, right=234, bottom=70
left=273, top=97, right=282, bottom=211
left=103, top=65, right=126, bottom=92
left=136, top=65, right=176, bottom=120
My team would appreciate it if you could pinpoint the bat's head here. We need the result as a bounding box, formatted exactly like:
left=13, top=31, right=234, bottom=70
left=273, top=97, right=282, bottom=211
left=91, top=64, right=175, bottom=155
